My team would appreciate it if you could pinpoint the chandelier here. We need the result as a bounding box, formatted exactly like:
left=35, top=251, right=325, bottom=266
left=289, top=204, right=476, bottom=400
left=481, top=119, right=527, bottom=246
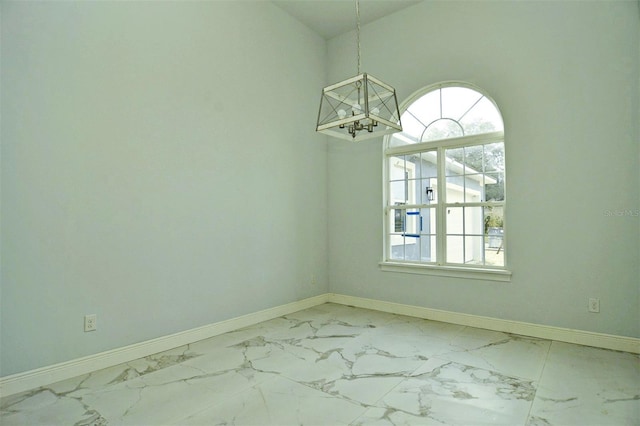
left=316, top=0, right=402, bottom=142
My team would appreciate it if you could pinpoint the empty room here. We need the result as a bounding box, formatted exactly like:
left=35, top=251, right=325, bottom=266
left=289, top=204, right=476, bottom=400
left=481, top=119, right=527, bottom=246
left=1, top=0, right=638, bottom=424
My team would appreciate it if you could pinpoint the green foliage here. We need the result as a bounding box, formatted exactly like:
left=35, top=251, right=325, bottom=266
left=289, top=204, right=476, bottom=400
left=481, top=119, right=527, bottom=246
left=483, top=207, right=504, bottom=235
left=485, top=214, right=504, bottom=228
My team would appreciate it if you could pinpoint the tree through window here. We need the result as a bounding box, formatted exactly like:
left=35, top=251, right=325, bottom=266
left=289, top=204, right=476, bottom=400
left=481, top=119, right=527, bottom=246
left=384, top=83, right=506, bottom=270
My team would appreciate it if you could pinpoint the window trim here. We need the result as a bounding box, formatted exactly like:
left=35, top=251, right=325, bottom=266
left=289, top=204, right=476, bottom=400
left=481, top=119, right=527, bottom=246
left=381, top=84, right=511, bottom=281
left=379, top=261, right=512, bottom=282
left=385, top=131, right=505, bottom=156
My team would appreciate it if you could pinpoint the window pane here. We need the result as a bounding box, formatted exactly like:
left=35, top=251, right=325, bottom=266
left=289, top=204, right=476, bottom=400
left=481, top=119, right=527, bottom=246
left=389, top=207, right=438, bottom=263
left=420, top=151, right=438, bottom=175
left=465, top=236, right=485, bottom=264
left=398, top=111, right=426, bottom=142
left=485, top=235, right=504, bottom=267
left=459, top=96, right=504, bottom=134
left=389, top=155, right=418, bottom=204
left=388, top=156, right=406, bottom=180
left=484, top=173, right=505, bottom=201
left=445, top=176, right=464, bottom=203
left=389, top=205, right=406, bottom=260
left=483, top=142, right=505, bottom=172
left=464, top=145, right=483, bottom=173
left=388, top=207, right=433, bottom=263
left=420, top=207, right=437, bottom=262
left=446, top=207, right=464, bottom=234
left=404, top=234, right=420, bottom=261
left=390, top=181, right=407, bottom=203
left=389, top=234, right=405, bottom=260
left=422, top=119, right=463, bottom=142
left=420, top=236, right=437, bottom=263
left=445, top=148, right=464, bottom=176
left=486, top=228, right=504, bottom=250
left=406, top=90, right=440, bottom=126
left=406, top=155, right=422, bottom=205
left=463, top=175, right=482, bottom=203
left=418, top=151, right=438, bottom=204
left=446, top=236, right=464, bottom=264
left=484, top=207, right=504, bottom=235
left=420, top=207, right=437, bottom=236
left=420, top=178, right=438, bottom=204
left=442, top=87, right=484, bottom=121
left=404, top=209, right=420, bottom=236
left=485, top=207, right=504, bottom=267
left=406, top=153, right=422, bottom=180
left=465, top=207, right=484, bottom=236
left=390, top=206, right=409, bottom=233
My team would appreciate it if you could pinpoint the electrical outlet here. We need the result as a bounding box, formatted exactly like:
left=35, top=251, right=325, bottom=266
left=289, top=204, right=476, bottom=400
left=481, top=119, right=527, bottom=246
left=310, top=274, right=317, bottom=286
left=84, top=314, right=97, bottom=332
left=588, top=298, right=600, bottom=313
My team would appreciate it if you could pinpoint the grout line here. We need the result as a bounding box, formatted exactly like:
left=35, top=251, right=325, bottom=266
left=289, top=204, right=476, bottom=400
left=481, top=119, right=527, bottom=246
left=525, top=339, right=554, bottom=423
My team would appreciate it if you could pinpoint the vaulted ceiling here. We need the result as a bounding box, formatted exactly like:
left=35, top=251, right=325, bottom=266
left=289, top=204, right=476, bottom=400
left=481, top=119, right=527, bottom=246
left=272, top=0, right=422, bottom=39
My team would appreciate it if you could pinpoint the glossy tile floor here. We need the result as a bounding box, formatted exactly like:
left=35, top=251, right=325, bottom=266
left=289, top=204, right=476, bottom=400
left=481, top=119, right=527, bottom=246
left=1, top=303, right=638, bottom=425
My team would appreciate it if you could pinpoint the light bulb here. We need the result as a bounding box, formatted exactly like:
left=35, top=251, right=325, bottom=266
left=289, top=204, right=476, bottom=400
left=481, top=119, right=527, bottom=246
left=337, top=109, right=347, bottom=119
left=371, top=107, right=380, bottom=116
left=352, top=103, right=362, bottom=115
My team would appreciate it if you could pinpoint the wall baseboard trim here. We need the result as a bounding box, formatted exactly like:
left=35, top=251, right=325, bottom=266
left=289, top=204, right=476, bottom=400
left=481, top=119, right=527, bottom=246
left=3, top=292, right=638, bottom=398
left=327, top=293, right=640, bottom=355
left=0, top=293, right=330, bottom=398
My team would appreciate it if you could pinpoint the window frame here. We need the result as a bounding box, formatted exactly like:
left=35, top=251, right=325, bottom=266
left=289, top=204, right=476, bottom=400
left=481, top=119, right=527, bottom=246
left=381, top=84, right=511, bottom=282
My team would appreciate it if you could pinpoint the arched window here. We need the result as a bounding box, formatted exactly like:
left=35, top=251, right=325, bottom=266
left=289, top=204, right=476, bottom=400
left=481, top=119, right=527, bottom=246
left=383, top=83, right=509, bottom=280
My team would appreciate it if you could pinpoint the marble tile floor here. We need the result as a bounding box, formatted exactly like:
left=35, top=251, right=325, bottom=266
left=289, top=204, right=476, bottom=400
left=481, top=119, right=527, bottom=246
left=1, top=303, right=638, bottom=425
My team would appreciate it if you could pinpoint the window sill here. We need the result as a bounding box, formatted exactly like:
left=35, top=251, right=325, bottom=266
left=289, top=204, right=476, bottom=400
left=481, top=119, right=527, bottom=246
left=379, top=261, right=512, bottom=282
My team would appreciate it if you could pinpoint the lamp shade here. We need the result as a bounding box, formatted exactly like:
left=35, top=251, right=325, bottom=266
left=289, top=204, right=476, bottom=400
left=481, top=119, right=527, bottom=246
left=316, top=73, right=402, bottom=142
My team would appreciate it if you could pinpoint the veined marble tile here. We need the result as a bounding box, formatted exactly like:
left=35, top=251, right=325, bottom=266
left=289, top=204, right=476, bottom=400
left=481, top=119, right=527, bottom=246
left=71, top=347, right=278, bottom=425
left=438, top=332, right=551, bottom=381
left=0, top=345, right=206, bottom=425
left=238, top=335, right=353, bottom=383
left=80, top=372, right=270, bottom=425
left=294, top=349, right=427, bottom=407
left=306, top=375, right=406, bottom=407
left=294, top=303, right=399, bottom=327
left=179, top=375, right=368, bottom=426
left=382, top=315, right=466, bottom=341
left=351, top=405, right=450, bottom=425
left=527, top=341, right=640, bottom=425
left=189, top=317, right=301, bottom=354
left=0, top=389, right=106, bottom=426
left=2, top=304, right=638, bottom=426
left=354, top=359, right=537, bottom=426
left=448, top=326, right=520, bottom=350
left=1, top=342, right=275, bottom=425
left=349, top=327, right=457, bottom=360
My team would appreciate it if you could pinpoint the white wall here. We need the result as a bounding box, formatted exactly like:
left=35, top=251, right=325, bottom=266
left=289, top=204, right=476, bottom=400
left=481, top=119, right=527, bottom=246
left=2, top=0, right=638, bottom=380
left=328, top=1, right=640, bottom=338
left=1, top=1, right=328, bottom=376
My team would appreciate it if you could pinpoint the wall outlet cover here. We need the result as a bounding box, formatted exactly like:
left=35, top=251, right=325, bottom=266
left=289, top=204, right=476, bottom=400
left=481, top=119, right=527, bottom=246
left=84, top=314, right=97, bottom=332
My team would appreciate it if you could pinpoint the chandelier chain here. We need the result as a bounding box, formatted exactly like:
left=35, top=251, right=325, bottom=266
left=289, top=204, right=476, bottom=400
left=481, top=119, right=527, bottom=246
left=356, top=0, right=361, bottom=75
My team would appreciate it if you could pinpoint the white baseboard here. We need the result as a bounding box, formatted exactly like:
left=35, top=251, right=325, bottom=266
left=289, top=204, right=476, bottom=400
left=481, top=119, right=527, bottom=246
left=3, top=292, right=638, bottom=398
left=0, top=294, right=329, bottom=398
left=327, top=293, right=640, bottom=354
